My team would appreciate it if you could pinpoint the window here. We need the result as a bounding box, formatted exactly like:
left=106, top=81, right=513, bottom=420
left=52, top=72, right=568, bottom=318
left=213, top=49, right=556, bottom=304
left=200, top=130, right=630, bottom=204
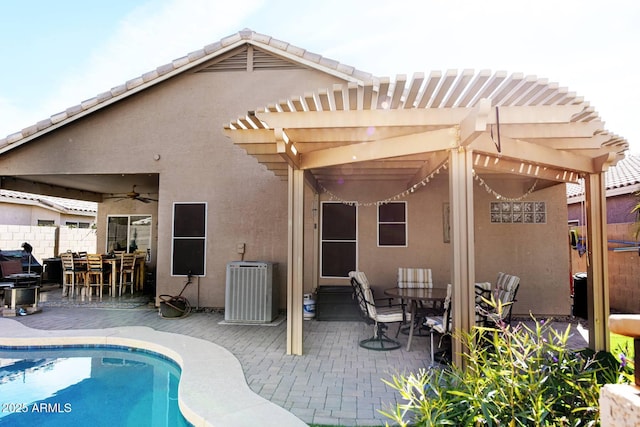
left=37, top=220, right=55, bottom=226
left=65, top=221, right=90, bottom=228
left=172, top=203, right=206, bottom=276
left=107, top=215, right=152, bottom=253
left=321, top=202, right=357, bottom=278
left=378, top=202, right=407, bottom=246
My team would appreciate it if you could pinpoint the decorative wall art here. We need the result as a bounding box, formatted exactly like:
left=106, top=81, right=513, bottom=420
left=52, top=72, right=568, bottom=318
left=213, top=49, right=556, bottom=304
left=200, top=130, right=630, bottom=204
left=490, top=201, right=546, bottom=224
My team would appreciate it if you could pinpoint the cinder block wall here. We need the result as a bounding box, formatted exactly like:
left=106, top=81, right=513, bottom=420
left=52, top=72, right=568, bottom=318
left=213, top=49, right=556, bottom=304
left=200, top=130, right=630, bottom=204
left=57, top=227, right=97, bottom=255
left=607, top=223, right=640, bottom=313
left=0, top=224, right=96, bottom=263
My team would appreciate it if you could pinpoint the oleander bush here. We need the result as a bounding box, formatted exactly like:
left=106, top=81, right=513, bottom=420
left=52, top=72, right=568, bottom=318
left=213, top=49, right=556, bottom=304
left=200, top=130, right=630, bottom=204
left=381, top=312, right=633, bottom=426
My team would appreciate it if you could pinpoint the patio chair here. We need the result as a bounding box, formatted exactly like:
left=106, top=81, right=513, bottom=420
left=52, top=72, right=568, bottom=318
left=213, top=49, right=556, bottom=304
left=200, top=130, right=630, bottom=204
left=397, top=267, right=436, bottom=336
left=493, top=272, right=520, bottom=325
left=474, top=282, right=493, bottom=327
left=349, top=271, right=409, bottom=351
left=424, top=283, right=452, bottom=365
left=118, top=253, right=136, bottom=296
left=60, top=252, right=86, bottom=297
left=473, top=274, right=520, bottom=327
left=85, top=254, right=110, bottom=300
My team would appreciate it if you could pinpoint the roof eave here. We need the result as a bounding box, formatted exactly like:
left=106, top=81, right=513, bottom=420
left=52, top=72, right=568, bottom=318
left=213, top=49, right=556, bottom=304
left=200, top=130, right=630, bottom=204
left=0, top=29, right=371, bottom=155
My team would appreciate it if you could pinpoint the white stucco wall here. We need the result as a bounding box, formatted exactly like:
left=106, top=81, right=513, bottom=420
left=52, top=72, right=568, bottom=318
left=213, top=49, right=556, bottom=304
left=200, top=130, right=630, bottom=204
left=0, top=224, right=96, bottom=263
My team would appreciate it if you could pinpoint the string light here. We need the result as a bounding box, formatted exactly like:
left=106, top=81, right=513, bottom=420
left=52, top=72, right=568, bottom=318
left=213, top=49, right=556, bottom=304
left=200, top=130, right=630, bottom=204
left=472, top=170, right=538, bottom=201
left=320, top=162, right=449, bottom=207
left=320, top=162, right=538, bottom=205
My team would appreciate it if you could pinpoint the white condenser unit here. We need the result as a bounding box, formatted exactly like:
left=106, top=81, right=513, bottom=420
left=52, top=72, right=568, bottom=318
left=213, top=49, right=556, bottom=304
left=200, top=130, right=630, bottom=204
left=224, top=261, right=278, bottom=323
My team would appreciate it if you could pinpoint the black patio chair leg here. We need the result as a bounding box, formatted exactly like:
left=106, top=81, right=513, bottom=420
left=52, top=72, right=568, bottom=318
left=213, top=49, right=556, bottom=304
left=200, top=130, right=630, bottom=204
left=359, top=323, right=401, bottom=351
left=395, top=322, right=404, bottom=338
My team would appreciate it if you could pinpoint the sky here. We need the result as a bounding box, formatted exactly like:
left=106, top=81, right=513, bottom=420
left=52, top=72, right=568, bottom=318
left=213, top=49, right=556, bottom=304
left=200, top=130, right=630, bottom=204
left=1, top=0, right=639, bottom=153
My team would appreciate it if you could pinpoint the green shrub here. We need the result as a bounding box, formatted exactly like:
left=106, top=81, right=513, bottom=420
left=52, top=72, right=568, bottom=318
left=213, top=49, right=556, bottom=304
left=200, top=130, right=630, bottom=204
left=381, top=316, right=633, bottom=426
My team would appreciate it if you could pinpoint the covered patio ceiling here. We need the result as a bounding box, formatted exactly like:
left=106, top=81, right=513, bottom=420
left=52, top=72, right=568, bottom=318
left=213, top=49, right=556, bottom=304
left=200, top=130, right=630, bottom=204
left=225, top=70, right=627, bottom=187
left=0, top=174, right=159, bottom=203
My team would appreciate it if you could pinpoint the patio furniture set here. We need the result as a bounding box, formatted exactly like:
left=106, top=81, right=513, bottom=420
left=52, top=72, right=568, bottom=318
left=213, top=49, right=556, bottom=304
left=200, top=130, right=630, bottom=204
left=349, top=268, right=520, bottom=362
left=60, top=251, right=146, bottom=300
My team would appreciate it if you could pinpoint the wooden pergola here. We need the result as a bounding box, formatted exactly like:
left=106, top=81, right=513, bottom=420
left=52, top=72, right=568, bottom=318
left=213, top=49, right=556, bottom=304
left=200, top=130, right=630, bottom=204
left=224, top=70, right=628, bottom=363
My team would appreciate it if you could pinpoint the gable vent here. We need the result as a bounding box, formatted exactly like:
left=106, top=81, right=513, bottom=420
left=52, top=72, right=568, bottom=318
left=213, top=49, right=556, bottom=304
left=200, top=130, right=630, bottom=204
left=198, top=45, right=303, bottom=73
left=252, top=48, right=302, bottom=70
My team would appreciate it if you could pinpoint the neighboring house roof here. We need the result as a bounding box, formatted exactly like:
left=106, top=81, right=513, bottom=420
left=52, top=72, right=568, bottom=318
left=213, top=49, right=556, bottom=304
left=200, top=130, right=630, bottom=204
left=567, top=154, right=640, bottom=201
left=0, top=189, right=97, bottom=216
left=0, top=28, right=373, bottom=154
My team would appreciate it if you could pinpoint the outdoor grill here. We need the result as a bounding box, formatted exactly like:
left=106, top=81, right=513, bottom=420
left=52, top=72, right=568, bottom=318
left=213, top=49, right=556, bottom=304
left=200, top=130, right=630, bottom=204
left=0, top=249, right=42, bottom=275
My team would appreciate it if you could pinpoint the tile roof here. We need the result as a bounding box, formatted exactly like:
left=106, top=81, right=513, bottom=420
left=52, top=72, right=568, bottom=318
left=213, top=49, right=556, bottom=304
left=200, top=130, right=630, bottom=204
left=0, top=189, right=97, bottom=215
left=0, top=29, right=372, bottom=153
left=566, top=154, right=640, bottom=199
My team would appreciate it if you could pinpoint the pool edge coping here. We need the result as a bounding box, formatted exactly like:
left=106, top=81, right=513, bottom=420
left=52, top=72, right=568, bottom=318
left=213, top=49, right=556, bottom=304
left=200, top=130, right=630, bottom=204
left=0, top=318, right=308, bottom=427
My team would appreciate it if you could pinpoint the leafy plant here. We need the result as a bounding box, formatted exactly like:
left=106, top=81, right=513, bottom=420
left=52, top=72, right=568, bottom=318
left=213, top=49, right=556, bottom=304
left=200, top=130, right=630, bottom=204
left=381, top=312, right=633, bottom=426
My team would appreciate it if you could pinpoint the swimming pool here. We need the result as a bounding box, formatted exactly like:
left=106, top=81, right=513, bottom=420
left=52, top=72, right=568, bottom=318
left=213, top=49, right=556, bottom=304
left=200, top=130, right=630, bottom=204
left=0, top=345, right=190, bottom=427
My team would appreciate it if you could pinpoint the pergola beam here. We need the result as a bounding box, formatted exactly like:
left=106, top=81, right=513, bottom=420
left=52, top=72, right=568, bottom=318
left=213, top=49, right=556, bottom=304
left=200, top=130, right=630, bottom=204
left=317, top=167, right=422, bottom=175
left=236, top=143, right=278, bottom=155
left=408, top=151, right=450, bottom=188
left=300, top=128, right=458, bottom=170
left=460, top=98, right=492, bottom=145
left=524, top=135, right=610, bottom=150
left=472, top=153, right=582, bottom=183
left=253, top=154, right=285, bottom=163
left=315, top=172, right=416, bottom=184
left=497, top=121, right=603, bottom=139
left=262, top=162, right=288, bottom=170
left=222, top=127, right=275, bottom=143
left=471, top=133, right=597, bottom=173
left=275, top=128, right=300, bottom=169
left=254, top=104, right=586, bottom=129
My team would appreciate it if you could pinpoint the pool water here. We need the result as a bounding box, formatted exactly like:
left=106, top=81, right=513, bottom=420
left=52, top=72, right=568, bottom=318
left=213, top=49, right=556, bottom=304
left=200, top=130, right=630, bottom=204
left=0, top=346, right=190, bottom=427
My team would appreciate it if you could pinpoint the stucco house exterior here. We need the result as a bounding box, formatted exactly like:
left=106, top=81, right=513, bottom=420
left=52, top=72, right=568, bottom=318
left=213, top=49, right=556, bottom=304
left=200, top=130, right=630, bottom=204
left=0, top=29, right=628, bottom=362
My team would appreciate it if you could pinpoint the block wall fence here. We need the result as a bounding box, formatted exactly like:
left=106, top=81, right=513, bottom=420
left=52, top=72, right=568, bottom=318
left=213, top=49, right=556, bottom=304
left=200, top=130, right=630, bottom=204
left=0, top=224, right=97, bottom=263
left=570, top=222, right=640, bottom=314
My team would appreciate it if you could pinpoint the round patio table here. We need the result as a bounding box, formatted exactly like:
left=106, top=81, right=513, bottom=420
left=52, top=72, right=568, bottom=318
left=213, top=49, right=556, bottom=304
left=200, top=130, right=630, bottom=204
left=384, top=287, right=449, bottom=351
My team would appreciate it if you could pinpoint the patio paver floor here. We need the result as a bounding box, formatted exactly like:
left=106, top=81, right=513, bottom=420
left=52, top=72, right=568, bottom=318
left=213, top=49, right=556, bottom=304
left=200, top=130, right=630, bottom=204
left=3, top=286, right=589, bottom=426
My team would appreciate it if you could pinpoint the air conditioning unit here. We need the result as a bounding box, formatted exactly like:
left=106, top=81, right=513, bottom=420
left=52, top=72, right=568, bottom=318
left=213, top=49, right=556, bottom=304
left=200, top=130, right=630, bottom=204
left=224, top=261, right=278, bottom=323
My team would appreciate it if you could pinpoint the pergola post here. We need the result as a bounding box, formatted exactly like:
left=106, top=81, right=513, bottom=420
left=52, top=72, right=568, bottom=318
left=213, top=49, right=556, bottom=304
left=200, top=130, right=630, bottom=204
left=584, top=172, right=610, bottom=351
left=449, top=147, right=476, bottom=367
left=286, top=165, right=305, bottom=355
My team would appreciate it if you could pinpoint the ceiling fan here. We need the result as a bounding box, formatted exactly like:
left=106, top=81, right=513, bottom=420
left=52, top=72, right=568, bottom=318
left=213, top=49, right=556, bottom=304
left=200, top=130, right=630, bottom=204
left=105, top=185, right=158, bottom=203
